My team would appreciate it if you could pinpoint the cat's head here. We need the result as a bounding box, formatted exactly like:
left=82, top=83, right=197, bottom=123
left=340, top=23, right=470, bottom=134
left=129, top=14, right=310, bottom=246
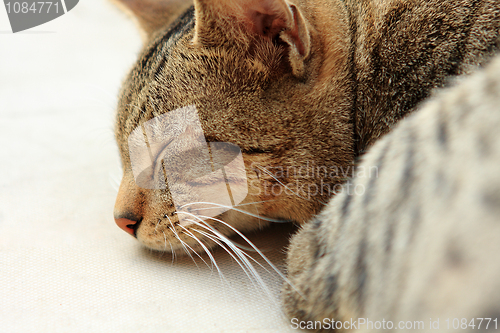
left=113, top=0, right=353, bottom=252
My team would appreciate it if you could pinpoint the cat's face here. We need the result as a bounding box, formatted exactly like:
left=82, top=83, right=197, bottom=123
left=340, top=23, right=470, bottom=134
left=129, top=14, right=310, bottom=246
left=113, top=0, right=353, bottom=252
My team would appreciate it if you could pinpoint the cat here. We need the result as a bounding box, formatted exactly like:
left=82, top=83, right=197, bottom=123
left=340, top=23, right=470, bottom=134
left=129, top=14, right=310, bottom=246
left=111, top=0, right=500, bottom=327
left=112, top=0, right=500, bottom=253
left=283, top=54, right=500, bottom=332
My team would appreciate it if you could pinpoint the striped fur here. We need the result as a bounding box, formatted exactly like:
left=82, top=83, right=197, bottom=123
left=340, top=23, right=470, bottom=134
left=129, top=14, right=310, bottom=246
left=113, top=0, right=500, bottom=254
left=113, top=0, right=500, bottom=328
left=283, top=54, right=500, bottom=332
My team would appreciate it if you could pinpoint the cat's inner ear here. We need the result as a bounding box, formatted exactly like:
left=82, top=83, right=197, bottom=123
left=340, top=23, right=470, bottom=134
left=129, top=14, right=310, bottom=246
left=114, top=0, right=192, bottom=39
left=194, top=0, right=311, bottom=76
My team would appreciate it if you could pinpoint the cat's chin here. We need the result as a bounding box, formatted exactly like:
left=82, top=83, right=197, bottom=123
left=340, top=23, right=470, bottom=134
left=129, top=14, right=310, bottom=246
left=137, top=237, right=217, bottom=254
left=134, top=211, right=273, bottom=255
left=135, top=226, right=223, bottom=254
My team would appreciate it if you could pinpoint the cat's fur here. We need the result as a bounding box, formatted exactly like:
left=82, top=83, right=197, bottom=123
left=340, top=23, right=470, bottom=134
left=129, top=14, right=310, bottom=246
left=112, top=0, right=500, bottom=328
left=283, top=54, right=500, bottom=332
left=113, top=0, right=500, bottom=253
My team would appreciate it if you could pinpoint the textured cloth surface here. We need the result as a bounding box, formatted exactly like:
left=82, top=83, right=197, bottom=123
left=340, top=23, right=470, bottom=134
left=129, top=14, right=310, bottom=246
left=0, top=3, right=302, bottom=332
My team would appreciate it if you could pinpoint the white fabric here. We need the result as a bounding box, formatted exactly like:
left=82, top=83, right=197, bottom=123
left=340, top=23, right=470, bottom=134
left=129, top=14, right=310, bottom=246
left=0, top=3, right=303, bottom=332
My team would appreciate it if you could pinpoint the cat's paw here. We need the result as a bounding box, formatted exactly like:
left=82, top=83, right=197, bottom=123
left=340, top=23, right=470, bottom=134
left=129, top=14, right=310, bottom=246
left=282, top=217, right=329, bottom=323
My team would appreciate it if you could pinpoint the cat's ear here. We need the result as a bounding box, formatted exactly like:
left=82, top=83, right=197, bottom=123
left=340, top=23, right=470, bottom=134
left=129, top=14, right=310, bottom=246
left=113, top=0, right=192, bottom=38
left=194, top=0, right=311, bottom=76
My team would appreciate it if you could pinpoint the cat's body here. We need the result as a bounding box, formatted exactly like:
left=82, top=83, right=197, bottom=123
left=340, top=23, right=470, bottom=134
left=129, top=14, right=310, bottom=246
left=283, top=54, right=500, bottom=331
left=112, top=0, right=500, bottom=329
left=344, top=0, right=500, bottom=151
left=113, top=0, right=500, bottom=251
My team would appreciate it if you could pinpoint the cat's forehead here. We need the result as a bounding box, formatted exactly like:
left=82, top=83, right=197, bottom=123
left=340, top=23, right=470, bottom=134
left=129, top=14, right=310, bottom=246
left=146, top=6, right=196, bottom=64
left=116, top=6, right=288, bottom=155
left=120, top=29, right=279, bottom=121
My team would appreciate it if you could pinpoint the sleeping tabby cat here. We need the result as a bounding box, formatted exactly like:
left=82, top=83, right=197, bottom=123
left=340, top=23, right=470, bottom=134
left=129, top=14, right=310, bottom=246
left=112, top=0, right=500, bottom=329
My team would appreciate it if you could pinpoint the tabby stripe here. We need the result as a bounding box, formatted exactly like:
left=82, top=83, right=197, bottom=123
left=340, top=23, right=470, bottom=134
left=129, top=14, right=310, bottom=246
left=312, top=217, right=322, bottom=229
left=355, top=236, right=367, bottom=314
left=144, top=6, right=195, bottom=73
left=400, top=128, right=416, bottom=201
left=407, top=205, right=422, bottom=246
left=384, top=220, right=395, bottom=255
left=363, top=138, right=391, bottom=207
left=445, top=0, right=482, bottom=77
left=154, top=56, right=167, bottom=80
left=437, top=105, right=448, bottom=148
left=340, top=189, right=353, bottom=219
left=384, top=129, right=415, bottom=260
left=386, top=128, right=422, bottom=315
left=124, top=6, right=195, bottom=120
left=325, top=272, right=339, bottom=301
left=343, top=0, right=361, bottom=157
left=482, top=188, right=500, bottom=215
left=312, top=218, right=326, bottom=260
left=386, top=197, right=422, bottom=317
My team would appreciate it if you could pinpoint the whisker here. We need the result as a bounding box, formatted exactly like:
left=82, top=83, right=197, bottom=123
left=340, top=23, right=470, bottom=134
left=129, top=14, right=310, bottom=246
left=125, top=103, right=147, bottom=115
left=195, top=227, right=274, bottom=298
left=181, top=211, right=261, bottom=252
left=176, top=211, right=306, bottom=301
left=254, top=164, right=312, bottom=202
left=162, top=231, right=168, bottom=251
left=176, top=234, right=201, bottom=268
left=179, top=202, right=290, bottom=223
left=178, top=224, right=214, bottom=271
left=256, top=164, right=330, bottom=207
left=164, top=215, right=178, bottom=263
left=231, top=200, right=279, bottom=207
left=187, top=227, right=242, bottom=296
left=193, top=228, right=262, bottom=291
left=179, top=215, right=254, bottom=276
left=181, top=221, right=228, bottom=285
left=240, top=250, right=275, bottom=277
left=191, top=213, right=306, bottom=299
left=190, top=221, right=257, bottom=253
left=162, top=231, right=175, bottom=265
left=165, top=216, right=199, bottom=267
left=178, top=213, right=274, bottom=298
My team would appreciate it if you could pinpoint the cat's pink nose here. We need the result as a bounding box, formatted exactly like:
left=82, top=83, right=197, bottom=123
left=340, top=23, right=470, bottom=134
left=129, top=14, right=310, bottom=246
left=115, top=218, right=138, bottom=236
